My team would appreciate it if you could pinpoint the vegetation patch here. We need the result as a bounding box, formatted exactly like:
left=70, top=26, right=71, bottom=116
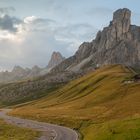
left=0, top=119, right=40, bottom=140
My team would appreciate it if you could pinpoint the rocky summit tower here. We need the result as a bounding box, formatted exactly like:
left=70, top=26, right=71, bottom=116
left=51, top=8, right=140, bottom=73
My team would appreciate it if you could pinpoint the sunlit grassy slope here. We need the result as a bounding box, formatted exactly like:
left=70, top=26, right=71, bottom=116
left=10, top=65, right=140, bottom=140
left=0, top=119, right=39, bottom=140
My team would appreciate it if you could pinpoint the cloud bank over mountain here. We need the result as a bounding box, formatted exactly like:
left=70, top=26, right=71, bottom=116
left=0, top=8, right=97, bottom=70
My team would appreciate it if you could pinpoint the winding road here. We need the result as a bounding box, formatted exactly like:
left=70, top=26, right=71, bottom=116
left=0, top=109, right=78, bottom=140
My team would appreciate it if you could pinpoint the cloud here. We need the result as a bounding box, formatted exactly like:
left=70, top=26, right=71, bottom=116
left=0, top=14, right=21, bottom=33
left=0, top=13, right=97, bottom=70
left=24, top=16, right=55, bottom=25
left=56, top=23, right=97, bottom=39
left=54, top=23, right=98, bottom=52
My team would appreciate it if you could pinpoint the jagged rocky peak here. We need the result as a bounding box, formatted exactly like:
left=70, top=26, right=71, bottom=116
left=47, top=51, right=65, bottom=69
left=51, top=8, right=140, bottom=73
left=112, top=8, right=131, bottom=36
left=113, top=8, right=131, bottom=25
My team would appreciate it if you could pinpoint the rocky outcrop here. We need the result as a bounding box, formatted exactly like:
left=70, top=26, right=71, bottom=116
left=51, top=8, right=140, bottom=73
left=47, top=52, right=65, bottom=70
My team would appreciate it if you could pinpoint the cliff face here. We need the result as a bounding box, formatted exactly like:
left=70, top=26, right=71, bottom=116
left=51, top=8, right=140, bottom=73
left=90, top=8, right=140, bottom=67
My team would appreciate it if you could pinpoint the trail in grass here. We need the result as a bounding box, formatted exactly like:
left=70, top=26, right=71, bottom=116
left=0, top=109, right=78, bottom=140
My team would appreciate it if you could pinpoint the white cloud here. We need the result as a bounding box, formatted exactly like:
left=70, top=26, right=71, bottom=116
left=0, top=13, right=97, bottom=70
left=24, top=16, right=38, bottom=24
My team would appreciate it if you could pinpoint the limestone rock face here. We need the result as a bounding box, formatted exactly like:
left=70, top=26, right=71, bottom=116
left=75, top=42, right=93, bottom=63
left=112, top=8, right=131, bottom=36
left=90, top=8, right=140, bottom=67
left=51, top=8, right=140, bottom=73
left=47, top=52, right=65, bottom=70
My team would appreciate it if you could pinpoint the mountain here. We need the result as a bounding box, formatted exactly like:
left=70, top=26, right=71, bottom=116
left=0, top=52, right=62, bottom=83
left=0, top=8, right=140, bottom=105
left=0, top=66, right=28, bottom=83
left=12, top=66, right=27, bottom=76
left=0, top=8, right=139, bottom=83
left=0, top=65, right=44, bottom=83
left=26, top=65, right=42, bottom=78
left=0, top=9, right=140, bottom=139
left=51, top=8, right=140, bottom=73
left=0, top=52, right=65, bottom=83
left=47, top=51, right=65, bottom=70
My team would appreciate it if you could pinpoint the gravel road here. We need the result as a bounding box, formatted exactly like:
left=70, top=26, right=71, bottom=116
left=0, top=109, right=78, bottom=140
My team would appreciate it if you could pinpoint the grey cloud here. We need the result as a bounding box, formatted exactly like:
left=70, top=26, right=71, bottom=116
left=0, top=14, right=21, bottom=32
left=0, top=13, right=98, bottom=70
left=30, top=17, right=56, bottom=27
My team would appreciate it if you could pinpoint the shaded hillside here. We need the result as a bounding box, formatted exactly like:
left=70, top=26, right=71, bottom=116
left=10, top=65, right=140, bottom=139
left=0, top=70, right=83, bottom=106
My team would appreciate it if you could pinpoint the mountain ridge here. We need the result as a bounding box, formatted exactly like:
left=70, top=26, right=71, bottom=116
left=51, top=8, right=140, bottom=73
left=0, top=8, right=140, bottom=107
left=0, top=51, right=65, bottom=83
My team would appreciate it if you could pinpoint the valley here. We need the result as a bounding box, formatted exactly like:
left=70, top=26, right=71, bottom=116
left=8, top=65, right=140, bottom=140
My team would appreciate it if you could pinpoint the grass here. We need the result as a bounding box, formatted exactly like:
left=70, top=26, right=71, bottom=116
left=9, top=65, right=140, bottom=140
left=0, top=119, right=40, bottom=140
left=80, top=118, right=140, bottom=140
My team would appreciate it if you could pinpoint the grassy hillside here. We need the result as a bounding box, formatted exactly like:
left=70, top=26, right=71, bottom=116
left=10, top=65, right=140, bottom=140
left=0, top=119, right=39, bottom=140
left=80, top=118, right=140, bottom=140
left=0, top=70, right=81, bottom=107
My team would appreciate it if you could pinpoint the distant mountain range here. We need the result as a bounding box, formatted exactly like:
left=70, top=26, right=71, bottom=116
left=0, top=51, right=65, bottom=83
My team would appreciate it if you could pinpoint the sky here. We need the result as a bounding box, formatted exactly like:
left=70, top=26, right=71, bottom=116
left=0, top=0, right=140, bottom=71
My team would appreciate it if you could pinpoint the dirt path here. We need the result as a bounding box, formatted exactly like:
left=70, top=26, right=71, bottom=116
left=0, top=109, right=78, bottom=140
